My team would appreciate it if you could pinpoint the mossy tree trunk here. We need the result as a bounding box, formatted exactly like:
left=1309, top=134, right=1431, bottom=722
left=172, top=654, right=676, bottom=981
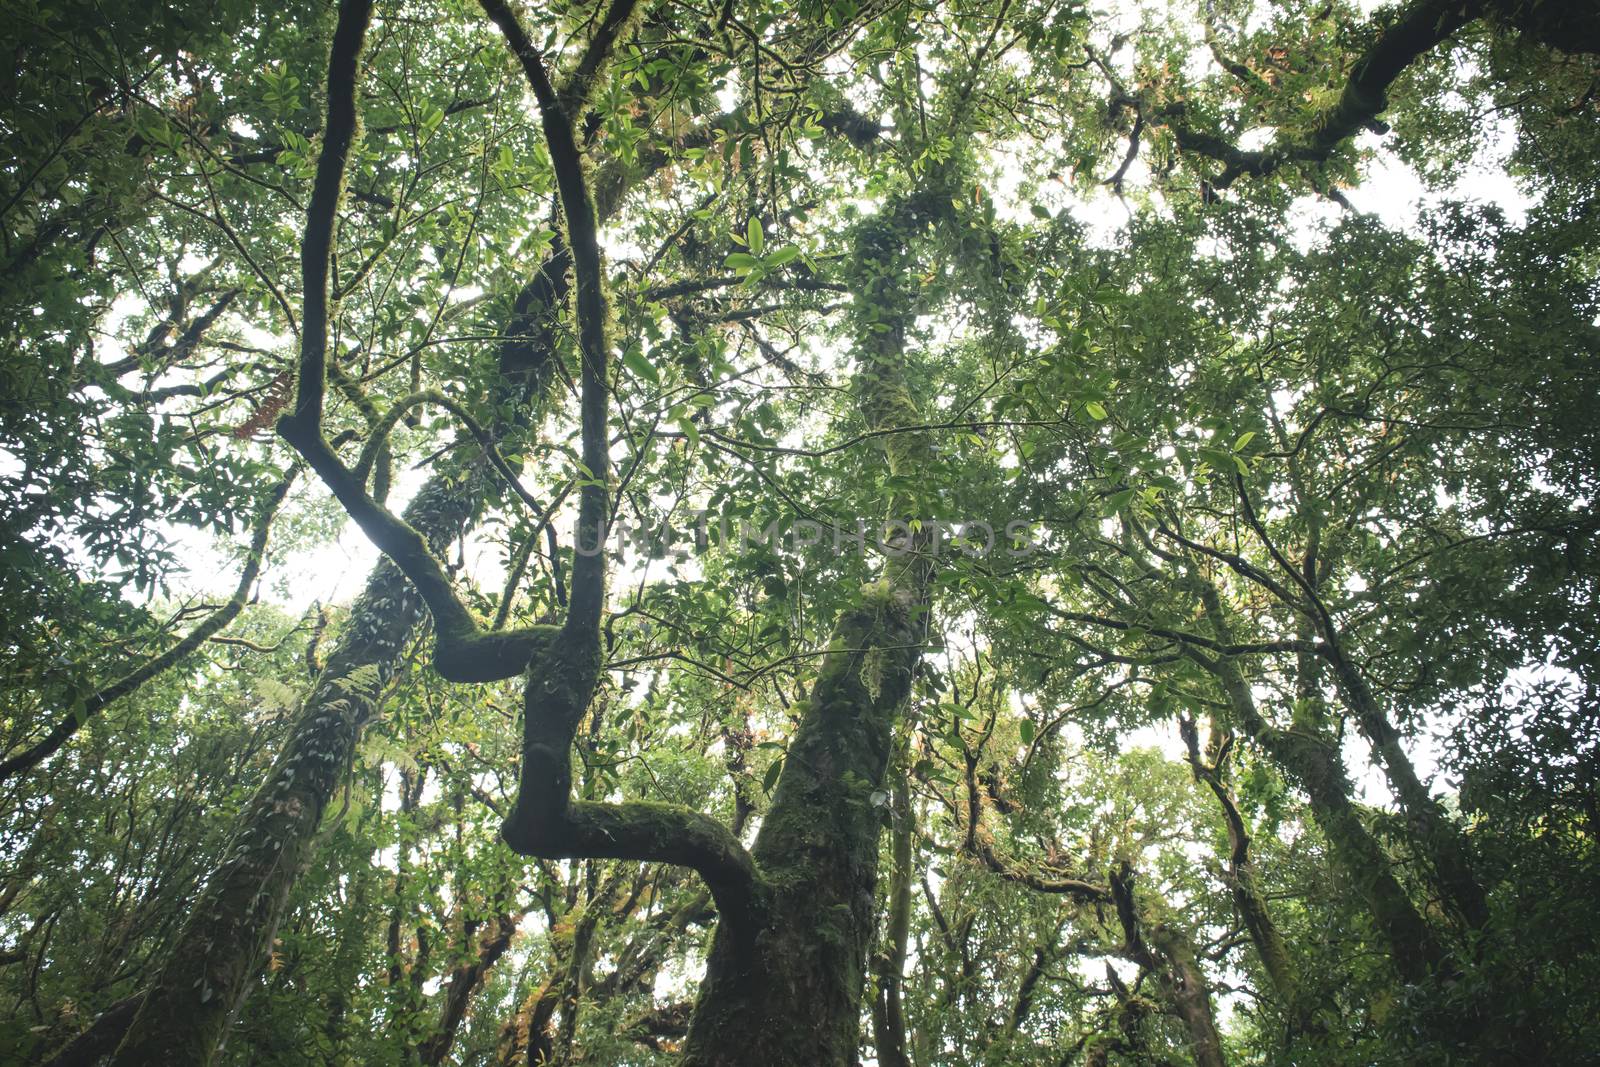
left=1243, top=464, right=1488, bottom=935
left=1191, top=582, right=1447, bottom=985
left=110, top=476, right=475, bottom=1066
left=682, top=589, right=926, bottom=1065
left=108, top=1, right=585, bottom=1055
left=683, top=201, right=938, bottom=1066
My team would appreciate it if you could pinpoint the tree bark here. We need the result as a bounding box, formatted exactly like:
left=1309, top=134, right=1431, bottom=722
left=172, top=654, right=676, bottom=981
left=680, top=587, right=924, bottom=1065
left=492, top=871, right=625, bottom=1067
left=1109, top=863, right=1226, bottom=1067
left=418, top=908, right=522, bottom=1065
left=109, top=482, right=475, bottom=1065
left=1179, top=718, right=1313, bottom=1037
left=1322, top=644, right=1489, bottom=931
left=1191, top=582, right=1446, bottom=985
left=682, top=199, right=938, bottom=1066
left=38, top=993, right=144, bottom=1067
left=871, top=766, right=914, bottom=1067
left=106, top=0, right=655, bottom=1054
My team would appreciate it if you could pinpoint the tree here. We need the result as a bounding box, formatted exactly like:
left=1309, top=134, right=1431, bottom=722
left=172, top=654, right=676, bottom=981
left=3, top=0, right=1598, bottom=1064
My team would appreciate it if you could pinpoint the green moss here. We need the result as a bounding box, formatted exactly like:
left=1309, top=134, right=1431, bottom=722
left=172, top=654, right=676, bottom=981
left=859, top=578, right=896, bottom=605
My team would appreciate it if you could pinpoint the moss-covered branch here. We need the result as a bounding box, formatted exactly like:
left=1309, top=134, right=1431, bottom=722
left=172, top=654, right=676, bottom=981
left=478, top=0, right=631, bottom=633
left=1161, top=0, right=1477, bottom=193
left=1231, top=471, right=1488, bottom=931
left=330, top=361, right=392, bottom=500
left=1189, top=580, right=1447, bottom=984
left=498, top=627, right=763, bottom=936
left=477, top=0, right=768, bottom=957
left=1321, top=639, right=1490, bottom=931
left=353, top=389, right=548, bottom=518
left=282, top=0, right=372, bottom=433
left=1180, top=716, right=1309, bottom=1033
left=1168, top=0, right=1600, bottom=192
left=281, top=418, right=560, bottom=682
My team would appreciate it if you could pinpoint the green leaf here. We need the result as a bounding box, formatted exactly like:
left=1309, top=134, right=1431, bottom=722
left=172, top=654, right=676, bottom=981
left=1084, top=400, right=1108, bottom=421
left=762, top=757, right=784, bottom=793
left=747, top=217, right=764, bottom=255
left=1198, top=447, right=1234, bottom=474
left=1018, top=720, right=1036, bottom=745
left=1233, top=431, right=1256, bottom=452
left=621, top=344, right=657, bottom=385
left=1102, top=487, right=1135, bottom=516
left=725, top=252, right=760, bottom=273
left=765, top=244, right=800, bottom=266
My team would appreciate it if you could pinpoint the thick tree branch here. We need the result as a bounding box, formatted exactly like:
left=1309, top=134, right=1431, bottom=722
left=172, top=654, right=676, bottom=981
left=282, top=0, right=372, bottom=430
left=478, top=0, right=763, bottom=944
left=479, top=0, right=631, bottom=633
left=275, top=0, right=559, bottom=683
left=1108, top=863, right=1227, bottom=1067
left=1163, top=0, right=1478, bottom=193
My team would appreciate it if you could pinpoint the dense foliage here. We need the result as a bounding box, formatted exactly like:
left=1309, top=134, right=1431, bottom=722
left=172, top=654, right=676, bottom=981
left=2, top=0, right=1597, bottom=1064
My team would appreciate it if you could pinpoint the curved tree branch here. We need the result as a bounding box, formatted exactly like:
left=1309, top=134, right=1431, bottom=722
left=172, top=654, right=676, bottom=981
left=0, top=473, right=293, bottom=783
left=1161, top=0, right=1478, bottom=193
left=480, top=0, right=762, bottom=939
left=274, top=0, right=560, bottom=684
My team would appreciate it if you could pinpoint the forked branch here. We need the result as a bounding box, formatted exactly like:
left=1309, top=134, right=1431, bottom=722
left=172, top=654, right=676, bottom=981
left=276, top=0, right=557, bottom=683
left=479, top=0, right=762, bottom=935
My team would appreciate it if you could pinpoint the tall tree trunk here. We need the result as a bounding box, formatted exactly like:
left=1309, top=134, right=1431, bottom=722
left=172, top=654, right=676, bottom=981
left=1248, top=447, right=1488, bottom=935
left=871, top=765, right=913, bottom=1067
left=104, top=0, right=885, bottom=1051
left=110, top=476, right=478, bottom=1066
left=681, top=587, right=924, bottom=1065
left=1191, top=582, right=1446, bottom=985
left=683, top=200, right=937, bottom=1066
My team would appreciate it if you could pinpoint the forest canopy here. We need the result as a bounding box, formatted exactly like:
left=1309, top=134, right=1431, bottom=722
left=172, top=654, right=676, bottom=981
left=2, top=0, right=1598, bottom=1064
